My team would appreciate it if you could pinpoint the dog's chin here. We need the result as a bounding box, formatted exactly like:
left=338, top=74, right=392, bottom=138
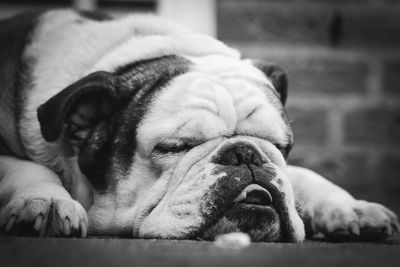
left=200, top=203, right=281, bottom=242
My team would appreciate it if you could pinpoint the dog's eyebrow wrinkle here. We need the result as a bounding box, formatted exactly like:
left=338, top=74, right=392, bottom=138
left=175, top=119, right=191, bottom=133
left=245, top=107, right=258, bottom=120
left=187, top=105, right=218, bottom=115
left=213, top=85, right=237, bottom=134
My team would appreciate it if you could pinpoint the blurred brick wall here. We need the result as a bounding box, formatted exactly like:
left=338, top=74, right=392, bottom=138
left=218, top=0, right=400, bottom=211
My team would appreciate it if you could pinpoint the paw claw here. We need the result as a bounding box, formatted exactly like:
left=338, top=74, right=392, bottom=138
left=79, top=219, right=88, bottom=238
left=63, top=219, right=71, bottom=236
left=349, top=221, right=360, bottom=236
left=33, top=215, right=44, bottom=231
left=5, top=215, right=17, bottom=232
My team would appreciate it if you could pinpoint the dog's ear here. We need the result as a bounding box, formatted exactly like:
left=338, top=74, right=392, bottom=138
left=37, top=71, right=127, bottom=143
left=251, top=60, right=288, bottom=105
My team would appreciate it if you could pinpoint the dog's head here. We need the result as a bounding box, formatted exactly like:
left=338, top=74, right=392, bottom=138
left=37, top=55, right=305, bottom=242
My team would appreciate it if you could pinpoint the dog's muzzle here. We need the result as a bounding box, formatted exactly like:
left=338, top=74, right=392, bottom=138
left=200, top=140, right=293, bottom=242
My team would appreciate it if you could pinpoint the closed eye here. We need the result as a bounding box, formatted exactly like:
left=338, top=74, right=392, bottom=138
left=153, top=139, right=203, bottom=154
left=273, top=143, right=292, bottom=159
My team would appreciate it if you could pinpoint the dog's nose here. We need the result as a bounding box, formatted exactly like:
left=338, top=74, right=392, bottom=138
left=212, top=142, right=264, bottom=166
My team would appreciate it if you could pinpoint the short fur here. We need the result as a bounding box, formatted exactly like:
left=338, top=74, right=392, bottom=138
left=0, top=10, right=398, bottom=241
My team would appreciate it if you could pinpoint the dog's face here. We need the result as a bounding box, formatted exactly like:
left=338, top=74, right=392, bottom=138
left=38, top=55, right=305, bottom=242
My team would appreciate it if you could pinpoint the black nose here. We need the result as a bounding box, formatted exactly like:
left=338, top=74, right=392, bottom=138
left=212, top=142, right=264, bottom=166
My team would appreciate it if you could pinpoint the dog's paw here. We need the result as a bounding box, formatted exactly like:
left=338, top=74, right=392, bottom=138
left=312, top=199, right=399, bottom=242
left=0, top=196, right=88, bottom=237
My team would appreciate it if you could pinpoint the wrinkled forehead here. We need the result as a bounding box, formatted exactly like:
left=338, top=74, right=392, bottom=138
left=136, top=56, right=290, bottom=155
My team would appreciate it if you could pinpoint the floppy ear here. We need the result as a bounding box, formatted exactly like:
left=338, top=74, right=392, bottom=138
left=37, top=71, right=132, bottom=177
left=252, top=60, right=288, bottom=105
left=37, top=71, right=127, bottom=143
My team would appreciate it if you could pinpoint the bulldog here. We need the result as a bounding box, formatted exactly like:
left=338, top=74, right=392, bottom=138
left=0, top=10, right=398, bottom=242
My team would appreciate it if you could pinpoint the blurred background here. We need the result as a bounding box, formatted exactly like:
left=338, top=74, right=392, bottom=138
left=1, top=0, right=399, bottom=214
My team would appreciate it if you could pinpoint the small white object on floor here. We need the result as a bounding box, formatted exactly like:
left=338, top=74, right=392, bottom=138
left=214, top=232, right=251, bottom=249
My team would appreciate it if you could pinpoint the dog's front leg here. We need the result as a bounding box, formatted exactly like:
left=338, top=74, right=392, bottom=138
left=287, top=165, right=399, bottom=241
left=0, top=155, right=88, bottom=237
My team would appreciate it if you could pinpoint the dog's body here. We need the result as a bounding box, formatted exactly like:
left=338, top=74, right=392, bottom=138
left=0, top=10, right=398, bottom=241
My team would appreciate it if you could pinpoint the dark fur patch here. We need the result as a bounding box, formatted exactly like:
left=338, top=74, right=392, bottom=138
left=0, top=11, right=41, bottom=157
left=83, top=55, right=191, bottom=191
left=252, top=60, right=288, bottom=105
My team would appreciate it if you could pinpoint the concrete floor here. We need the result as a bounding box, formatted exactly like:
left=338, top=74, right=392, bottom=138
left=1, top=234, right=400, bottom=267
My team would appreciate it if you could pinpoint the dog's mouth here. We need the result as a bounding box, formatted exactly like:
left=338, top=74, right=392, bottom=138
left=230, top=183, right=277, bottom=220
left=234, top=183, right=273, bottom=206
left=200, top=180, right=284, bottom=242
